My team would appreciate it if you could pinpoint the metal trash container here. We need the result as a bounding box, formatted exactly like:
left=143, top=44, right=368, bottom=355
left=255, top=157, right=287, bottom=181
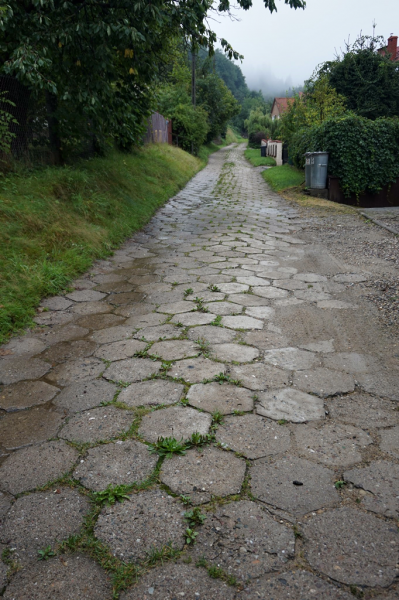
left=304, top=152, right=311, bottom=187
left=261, top=146, right=267, bottom=157
left=309, top=152, right=329, bottom=189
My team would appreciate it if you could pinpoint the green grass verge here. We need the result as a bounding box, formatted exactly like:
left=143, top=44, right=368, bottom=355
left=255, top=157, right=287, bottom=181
left=0, top=144, right=204, bottom=343
left=262, top=164, right=305, bottom=191
left=244, top=148, right=276, bottom=167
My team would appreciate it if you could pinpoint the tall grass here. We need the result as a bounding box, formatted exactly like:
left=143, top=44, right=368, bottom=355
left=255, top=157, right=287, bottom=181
left=0, top=144, right=202, bottom=342
left=262, top=164, right=305, bottom=191
left=244, top=148, right=276, bottom=167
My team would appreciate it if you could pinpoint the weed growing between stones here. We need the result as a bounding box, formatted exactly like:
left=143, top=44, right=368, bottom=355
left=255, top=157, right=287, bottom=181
left=196, top=337, right=211, bottom=357
left=184, top=288, right=194, bottom=297
left=148, top=436, right=188, bottom=458
left=37, top=545, right=56, bottom=560
left=210, top=315, right=222, bottom=326
left=185, top=528, right=198, bottom=544
left=193, top=297, right=209, bottom=313
left=213, top=373, right=241, bottom=386
left=92, top=484, right=131, bottom=506
left=208, top=284, right=221, bottom=292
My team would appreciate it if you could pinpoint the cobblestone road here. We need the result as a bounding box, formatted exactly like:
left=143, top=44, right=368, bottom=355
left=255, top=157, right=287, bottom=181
left=1, top=144, right=399, bottom=599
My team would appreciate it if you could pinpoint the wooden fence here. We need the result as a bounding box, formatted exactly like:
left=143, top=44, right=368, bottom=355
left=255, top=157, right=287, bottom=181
left=143, top=112, right=172, bottom=144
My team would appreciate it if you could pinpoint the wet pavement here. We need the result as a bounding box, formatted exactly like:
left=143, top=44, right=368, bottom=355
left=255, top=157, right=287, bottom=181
left=1, top=143, right=399, bottom=598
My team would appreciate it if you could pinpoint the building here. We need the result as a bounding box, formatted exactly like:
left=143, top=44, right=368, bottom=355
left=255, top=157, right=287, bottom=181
left=378, top=35, right=399, bottom=62
left=271, top=93, right=303, bottom=120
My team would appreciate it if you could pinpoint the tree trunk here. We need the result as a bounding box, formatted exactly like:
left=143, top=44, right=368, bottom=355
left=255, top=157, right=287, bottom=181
left=45, top=90, right=62, bottom=165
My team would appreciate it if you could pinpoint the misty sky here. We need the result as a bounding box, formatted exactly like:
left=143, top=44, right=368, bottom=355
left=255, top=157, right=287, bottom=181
left=211, top=0, right=399, bottom=98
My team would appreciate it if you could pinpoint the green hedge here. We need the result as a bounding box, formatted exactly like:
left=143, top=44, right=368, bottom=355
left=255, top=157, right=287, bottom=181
left=290, top=115, right=399, bottom=197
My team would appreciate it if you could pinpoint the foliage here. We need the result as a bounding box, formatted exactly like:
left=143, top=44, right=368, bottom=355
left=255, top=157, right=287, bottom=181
left=0, top=144, right=200, bottom=343
left=93, top=485, right=131, bottom=506
left=318, top=34, right=399, bottom=120
left=245, top=107, right=281, bottom=147
left=38, top=546, right=55, bottom=560
left=262, top=164, right=305, bottom=191
left=279, top=76, right=347, bottom=146
left=290, top=115, right=399, bottom=197
left=148, top=436, right=188, bottom=458
left=244, top=148, right=276, bottom=167
left=0, top=91, right=17, bottom=158
left=184, top=507, right=206, bottom=527
left=185, top=528, right=198, bottom=544
left=197, top=71, right=240, bottom=141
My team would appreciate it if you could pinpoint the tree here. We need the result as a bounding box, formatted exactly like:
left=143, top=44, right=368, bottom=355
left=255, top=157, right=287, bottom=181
left=279, top=76, right=347, bottom=146
left=318, top=34, right=399, bottom=120
left=245, top=107, right=280, bottom=146
left=0, top=0, right=305, bottom=162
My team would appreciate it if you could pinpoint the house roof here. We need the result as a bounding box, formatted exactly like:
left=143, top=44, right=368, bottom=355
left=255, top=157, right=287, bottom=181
left=271, top=93, right=304, bottom=116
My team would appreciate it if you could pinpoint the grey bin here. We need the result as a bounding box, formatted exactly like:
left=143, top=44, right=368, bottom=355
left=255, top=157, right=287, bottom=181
left=304, top=152, right=311, bottom=187
left=309, top=152, right=329, bottom=189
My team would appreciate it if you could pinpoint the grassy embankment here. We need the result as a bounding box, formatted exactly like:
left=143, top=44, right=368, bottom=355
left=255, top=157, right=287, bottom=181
left=244, top=148, right=276, bottom=167
left=262, top=163, right=356, bottom=214
left=0, top=143, right=214, bottom=343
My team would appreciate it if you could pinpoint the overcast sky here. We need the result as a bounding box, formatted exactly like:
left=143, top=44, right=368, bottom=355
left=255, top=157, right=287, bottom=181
left=211, top=0, right=399, bottom=97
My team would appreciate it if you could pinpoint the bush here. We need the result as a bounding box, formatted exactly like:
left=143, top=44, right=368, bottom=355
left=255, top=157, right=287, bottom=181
left=290, top=115, right=399, bottom=197
left=170, top=104, right=209, bottom=154
left=248, top=131, right=268, bottom=148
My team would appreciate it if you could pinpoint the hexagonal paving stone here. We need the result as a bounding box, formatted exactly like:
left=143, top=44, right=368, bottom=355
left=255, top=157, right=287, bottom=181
left=252, top=286, right=289, bottom=299
left=203, top=301, right=242, bottom=316
left=216, top=414, right=291, bottom=458
left=60, top=406, right=133, bottom=443
left=0, top=489, right=90, bottom=562
left=328, top=393, right=399, bottom=429
left=40, top=340, right=97, bottom=364
left=294, top=423, right=372, bottom=466
left=245, top=306, right=275, bottom=320
left=33, top=311, right=75, bottom=327
left=45, top=358, right=104, bottom=386
left=104, top=357, right=161, bottom=383
left=244, top=328, right=289, bottom=351
left=190, top=500, right=295, bottom=581
left=229, top=294, right=271, bottom=307
left=53, top=379, right=117, bottom=413
left=75, top=313, right=125, bottom=330
left=187, top=325, right=236, bottom=345
left=95, top=281, right=135, bottom=294
left=160, top=446, right=246, bottom=504
left=133, top=324, right=180, bottom=341
left=293, top=368, right=355, bottom=397
left=0, top=440, right=79, bottom=495
left=66, top=290, right=106, bottom=302
left=125, top=313, right=166, bottom=328
left=94, top=489, right=186, bottom=562
left=71, top=300, right=113, bottom=315
left=37, top=324, right=89, bottom=347
left=94, top=339, right=147, bottom=361
left=73, top=440, right=158, bottom=491
left=344, top=461, right=399, bottom=518
left=380, top=426, right=399, bottom=458
left=150, top=340, right=198, bottom=361
left=0, top=357, right=51, bottom=385
left=156, top=301, right=195, bottom=314
left=236, top=276, right=271, bottom=287
left=171, top=357, right=226, bottom=383
left=257, top=388, right=325, bottom=423
left=303, top=507, right=399, bottom=587
left=210, top=343, right=259, bottom=363
left=229, top=363, right=290, bottom=391
left=221, top=315, right=263, bottom=330
left=187, top=383, right=253, bottom=414
left=118, top=380, right=184, bottom=408
left=0, top=407, right=64, bottom=450
left=251, top=457, right=339, bottom=519
left=0, top=381, right=59, bottom=412
left=0, top=337, right=47, bottom=357
left=356, top=370, right=399, bottom=402
left=243, top=570, right=352, bottom=600
left=171, top=312, right=216, bottom=326
left=263, top=347, right=316, bottom=370
left=2, top=554, right=112, bottom=600
left=119, top=563, right=236, bottom=600
left=41, top=296, right=74, bottom=311
left=0, top=491, right=12, bottom=518
left=138, top=406, right=211, bottom=443
left=90, top=325, right=134, bottom=344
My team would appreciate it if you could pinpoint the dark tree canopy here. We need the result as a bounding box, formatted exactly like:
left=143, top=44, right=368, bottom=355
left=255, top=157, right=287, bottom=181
left=318, top=35, right=399, bottom=120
